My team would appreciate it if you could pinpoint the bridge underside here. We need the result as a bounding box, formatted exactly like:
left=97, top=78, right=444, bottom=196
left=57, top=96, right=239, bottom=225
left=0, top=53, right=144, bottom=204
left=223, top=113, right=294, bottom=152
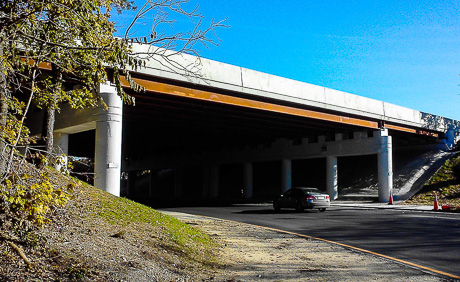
left=23, top=44, right=459, bottom=204
left=52, top=75, right=444, bottom=205
left=121, top=80, right=438, bottom=157
left=21, top=58, right=455, bottom=205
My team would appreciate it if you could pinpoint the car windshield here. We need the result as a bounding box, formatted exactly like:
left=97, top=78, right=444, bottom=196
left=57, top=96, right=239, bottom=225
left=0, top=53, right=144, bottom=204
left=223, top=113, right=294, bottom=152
left=296, top=187, right=322, bottom=195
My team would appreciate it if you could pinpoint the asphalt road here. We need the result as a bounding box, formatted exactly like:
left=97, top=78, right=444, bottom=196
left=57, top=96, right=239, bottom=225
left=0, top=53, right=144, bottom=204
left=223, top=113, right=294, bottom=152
left=160, top=204, right=460, bottom=278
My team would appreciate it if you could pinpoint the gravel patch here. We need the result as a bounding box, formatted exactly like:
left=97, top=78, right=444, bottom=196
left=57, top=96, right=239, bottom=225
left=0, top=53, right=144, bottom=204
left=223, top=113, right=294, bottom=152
left=166, top=211, right=447, bottom=281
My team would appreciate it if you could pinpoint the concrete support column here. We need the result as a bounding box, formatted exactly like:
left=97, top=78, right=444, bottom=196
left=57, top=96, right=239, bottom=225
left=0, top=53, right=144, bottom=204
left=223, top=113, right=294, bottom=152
left=326, top=156, right=338, bottom=200
left=53, top=133, right=69, bottom=171
left=203, top=167, right=210, bottom=198
left=94, top=82, right=122, bottom=196
left=210, top=165, right=219, bottom=198
left=445, top=127, right=455, bottom=150
left=376, top=129, right=393, bottom=203
left=127, top=171, right=136, bottom=197
left=54, top=133, right=69, bottom=154
left=174, top=168, right=183, bottom=197
left=281, top=159, right=292, bottom=193
left=149, top=170, right=158, bottom=198
left=243, top=162, right=253, bottom=198
left=203, top=165, right=220, bottom=198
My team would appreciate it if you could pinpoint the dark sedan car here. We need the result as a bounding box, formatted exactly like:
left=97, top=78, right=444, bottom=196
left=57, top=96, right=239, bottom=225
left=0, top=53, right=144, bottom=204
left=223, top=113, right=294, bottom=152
left=273, top=187, right=330, bottom=212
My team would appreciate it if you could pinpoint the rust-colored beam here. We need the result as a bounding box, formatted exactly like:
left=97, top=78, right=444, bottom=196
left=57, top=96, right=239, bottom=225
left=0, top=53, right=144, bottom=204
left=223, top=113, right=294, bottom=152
left=38, top=61, right=52, bottom=70
left=385, top=124, right=417, bottom=134
left=120, top=77, right=379, bottom=130
left=120, top=76, right=440, bottom=137
left=385, top=124, right=439, bottom=138
left=22, top=58, right=52, bottom=70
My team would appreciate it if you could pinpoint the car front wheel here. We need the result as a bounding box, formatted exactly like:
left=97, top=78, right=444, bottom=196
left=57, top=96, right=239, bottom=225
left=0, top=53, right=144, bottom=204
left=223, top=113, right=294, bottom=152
left=319, top=208, right=326, bottom=212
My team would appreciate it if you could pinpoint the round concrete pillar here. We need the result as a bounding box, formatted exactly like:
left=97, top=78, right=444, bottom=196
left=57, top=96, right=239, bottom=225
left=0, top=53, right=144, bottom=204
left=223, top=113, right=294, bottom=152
left=174, top=168, right=184, bottom=197
left=281, top=159, right=292, bottom=193
left=377, top=133, right=393, bottom=203
left=203, top=165, right=219, bottom=198
left=445, top=127, right=455, bottom=150
left=243, top=162, right=253, bottom=198
left=53, top=133, right=69, bottom=172
left=94, top=82, right=123, bottom=197
left=326, top=156, right=338, bottom=200
left=210, top=165, right=219, bottom=198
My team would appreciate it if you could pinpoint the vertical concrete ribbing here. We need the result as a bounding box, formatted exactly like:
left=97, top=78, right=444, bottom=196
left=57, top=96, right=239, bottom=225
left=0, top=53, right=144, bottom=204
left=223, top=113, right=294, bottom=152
left=94, top=82, right=123, bottom=196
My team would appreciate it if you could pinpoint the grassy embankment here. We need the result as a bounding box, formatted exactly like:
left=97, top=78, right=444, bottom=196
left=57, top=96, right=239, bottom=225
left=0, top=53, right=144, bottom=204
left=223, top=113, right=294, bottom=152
left=405, top=153, right=460, bottom=209
left=1, top=166, right=222, bottom=281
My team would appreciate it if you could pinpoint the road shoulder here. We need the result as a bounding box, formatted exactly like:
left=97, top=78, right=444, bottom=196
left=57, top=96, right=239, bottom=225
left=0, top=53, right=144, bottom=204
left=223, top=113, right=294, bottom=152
left=164, top=211, right=445, bottom=281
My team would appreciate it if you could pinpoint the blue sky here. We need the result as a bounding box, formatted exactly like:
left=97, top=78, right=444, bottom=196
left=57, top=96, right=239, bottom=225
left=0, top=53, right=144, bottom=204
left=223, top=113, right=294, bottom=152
left=112, top=0, right=460, bottom=120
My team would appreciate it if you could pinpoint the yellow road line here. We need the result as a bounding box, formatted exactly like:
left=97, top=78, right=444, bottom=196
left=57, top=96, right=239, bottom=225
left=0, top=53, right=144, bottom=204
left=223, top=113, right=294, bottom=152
left=198, top=215, right=460, bottom=280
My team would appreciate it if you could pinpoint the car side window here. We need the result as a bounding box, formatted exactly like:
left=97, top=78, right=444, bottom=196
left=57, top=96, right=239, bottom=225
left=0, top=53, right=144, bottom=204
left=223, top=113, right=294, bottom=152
left=292, top=190, right=303, bottom=197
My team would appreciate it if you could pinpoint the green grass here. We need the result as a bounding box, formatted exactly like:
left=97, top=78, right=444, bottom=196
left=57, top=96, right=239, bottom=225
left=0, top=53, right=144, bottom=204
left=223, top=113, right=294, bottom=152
left=405, top=153, right=460, bottom=207
left=79, top=183, right=219, bottom=266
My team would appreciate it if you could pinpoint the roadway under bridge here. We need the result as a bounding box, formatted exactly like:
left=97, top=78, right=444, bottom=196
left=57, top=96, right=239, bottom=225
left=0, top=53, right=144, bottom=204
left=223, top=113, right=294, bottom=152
left=28, top=44, right=460, bottom=204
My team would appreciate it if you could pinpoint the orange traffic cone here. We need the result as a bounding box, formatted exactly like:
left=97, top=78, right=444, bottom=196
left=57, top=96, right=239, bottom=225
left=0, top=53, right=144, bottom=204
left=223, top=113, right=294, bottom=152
left=433, top=193, right=439, bottom=211
left=388, top=190, right=393, bottom=205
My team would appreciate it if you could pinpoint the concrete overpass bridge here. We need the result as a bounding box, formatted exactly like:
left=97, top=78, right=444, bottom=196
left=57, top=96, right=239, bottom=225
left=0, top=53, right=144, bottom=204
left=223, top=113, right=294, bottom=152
left=33, top=44, right=460, bottom=203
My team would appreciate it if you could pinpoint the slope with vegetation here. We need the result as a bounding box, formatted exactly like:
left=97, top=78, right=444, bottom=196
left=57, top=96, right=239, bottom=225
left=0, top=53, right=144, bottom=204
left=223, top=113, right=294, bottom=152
left=0, top=162, right=221, bottom=281
left=0, top=1, right=225, bottom=279
left=405, top=153, right=460, bottom=209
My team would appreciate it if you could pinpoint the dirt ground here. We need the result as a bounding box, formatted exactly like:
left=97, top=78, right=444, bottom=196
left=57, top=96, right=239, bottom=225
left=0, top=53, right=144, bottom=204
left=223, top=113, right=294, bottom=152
left=165, top=212, right=447, bottom=281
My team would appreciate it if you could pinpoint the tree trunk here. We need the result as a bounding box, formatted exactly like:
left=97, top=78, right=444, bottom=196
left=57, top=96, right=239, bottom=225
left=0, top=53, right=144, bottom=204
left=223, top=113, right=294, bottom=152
left=0, top=37, right=9, bottom=176
left=40, top=61, right=62, bottom=169
left=39, top=96, right=56, bottom=169
left=45, top=103, right=55, bottom=155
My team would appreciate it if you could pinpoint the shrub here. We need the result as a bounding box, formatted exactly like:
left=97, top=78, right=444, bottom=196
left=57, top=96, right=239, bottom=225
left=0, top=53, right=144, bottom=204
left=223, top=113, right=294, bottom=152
left=0, top=155, right=78, bottom=235
left=453, top=157, right=460, bottom=183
